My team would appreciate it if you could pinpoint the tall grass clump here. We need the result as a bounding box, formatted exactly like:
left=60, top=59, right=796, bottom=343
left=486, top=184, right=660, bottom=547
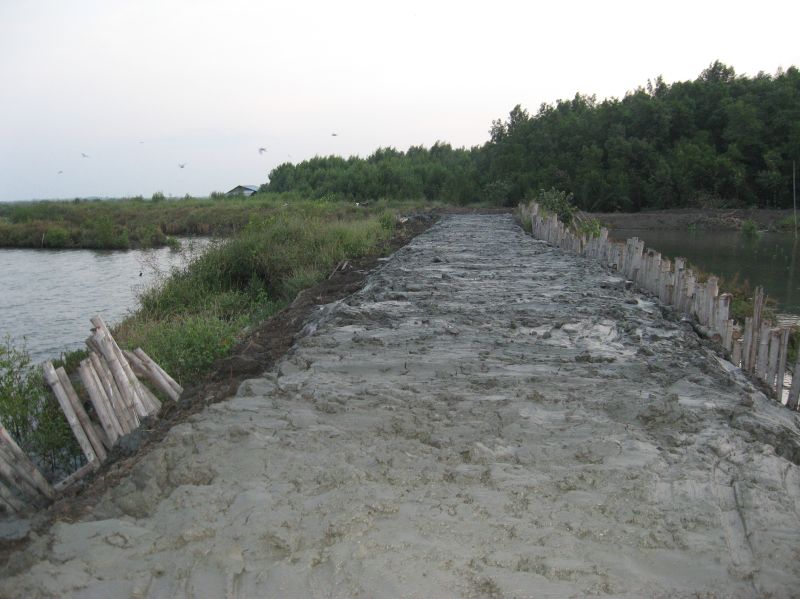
left=115, top=202, right=397, bottom=383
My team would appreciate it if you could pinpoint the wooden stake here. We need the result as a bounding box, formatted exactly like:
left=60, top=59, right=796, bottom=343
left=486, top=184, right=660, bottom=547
left=42, top=362, right=99, bottom=470
left=133, top=348, right=183, bottom=399
left=0, top=425, right=54, bottom=499
left=787, top=351, right=800, bottom=410
left=0, top=478, right=28, bottom=514
left=775, top=328, right=790, bottom=403
left=89, top=351, right=137, bottom=433
left=79, top=359, right=124, bottom=442
left=766, top=328, right=782, bottom=390
left=0, top=443, right=48, bottom=503
left=54, top=367, right=107, bottom=463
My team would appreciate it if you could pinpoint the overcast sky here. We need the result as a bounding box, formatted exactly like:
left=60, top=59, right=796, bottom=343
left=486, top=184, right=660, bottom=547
left=1, top=0, right=798, bottom=202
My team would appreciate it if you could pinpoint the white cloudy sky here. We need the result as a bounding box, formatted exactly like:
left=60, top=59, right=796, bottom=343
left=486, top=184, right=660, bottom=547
left=1, top=0, right=798, bottom=201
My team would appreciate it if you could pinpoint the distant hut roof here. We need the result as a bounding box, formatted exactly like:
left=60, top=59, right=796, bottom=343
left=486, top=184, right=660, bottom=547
left=225, top=185, right=260, bottom=196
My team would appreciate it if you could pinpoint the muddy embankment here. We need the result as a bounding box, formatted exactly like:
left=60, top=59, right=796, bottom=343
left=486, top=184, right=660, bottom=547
left=2, top=214, right=800, bottom=598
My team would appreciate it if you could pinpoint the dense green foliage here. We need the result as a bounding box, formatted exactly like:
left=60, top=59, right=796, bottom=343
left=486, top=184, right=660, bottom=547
left=263, top=62, right=799, bottom=211
left=264, top=144, right=482, bottom=204
left=0, top=338, right=82, bottom=476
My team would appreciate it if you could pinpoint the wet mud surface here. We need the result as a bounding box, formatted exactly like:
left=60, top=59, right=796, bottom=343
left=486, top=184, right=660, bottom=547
left=2, top=214, right=800, bottom=597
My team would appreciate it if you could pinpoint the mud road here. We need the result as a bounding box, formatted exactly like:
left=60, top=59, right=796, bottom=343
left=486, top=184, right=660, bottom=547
left=2, top=214, right=800, bottom=597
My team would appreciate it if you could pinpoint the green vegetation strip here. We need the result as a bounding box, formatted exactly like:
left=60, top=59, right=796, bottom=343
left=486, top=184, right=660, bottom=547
left=1, top=199, right=416, bottom=477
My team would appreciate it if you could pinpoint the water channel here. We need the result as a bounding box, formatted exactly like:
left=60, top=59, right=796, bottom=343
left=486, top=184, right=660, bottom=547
left=0, top=239, right=210, bottom=363
left=609, top=228, right=800, bottom=315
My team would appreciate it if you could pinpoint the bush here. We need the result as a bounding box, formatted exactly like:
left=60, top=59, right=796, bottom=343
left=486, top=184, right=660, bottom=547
left=0, top=337, right=81, bottom=476
left=532, top=188, right=576, bottom=226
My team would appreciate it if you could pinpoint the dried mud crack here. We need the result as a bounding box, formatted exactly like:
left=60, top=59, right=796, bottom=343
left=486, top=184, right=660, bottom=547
left=2, top=214, right=800, bottom=598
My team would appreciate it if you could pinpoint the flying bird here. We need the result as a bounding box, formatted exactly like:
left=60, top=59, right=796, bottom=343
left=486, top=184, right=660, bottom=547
left=331, top=133, right=338, bottom=137
left=178, top=163, right=187, bottom=169
left=81, top=153, right=90, bottom=158
left=57, top=170, right=63, bottom=175
left=258, top=147, right=267, bottom=154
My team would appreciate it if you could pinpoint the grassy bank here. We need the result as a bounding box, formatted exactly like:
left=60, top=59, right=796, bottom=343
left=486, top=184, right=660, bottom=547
left=0, top=192, right=339, bottom=249
left=0, top=198, right=429, bottom=477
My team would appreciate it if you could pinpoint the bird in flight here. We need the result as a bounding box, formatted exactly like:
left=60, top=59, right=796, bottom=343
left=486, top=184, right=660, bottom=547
left=258, top=147, right=267, bottom=154
left=81, top=153, right=90, bottom=158
left=331, top=133, right=338, bottom=137
left=178, top=163, right=187, bottom=169
left=57, top=170, right=63, bottom=175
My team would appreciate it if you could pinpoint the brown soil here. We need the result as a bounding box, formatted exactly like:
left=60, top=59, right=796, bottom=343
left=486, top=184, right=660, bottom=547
left=593, top=208, right=795, bottom=232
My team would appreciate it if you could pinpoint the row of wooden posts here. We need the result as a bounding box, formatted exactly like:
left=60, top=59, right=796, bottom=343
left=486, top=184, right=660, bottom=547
left=526, top=202, right=800, bottom=411
left=0, top=316, right=182, bottom=515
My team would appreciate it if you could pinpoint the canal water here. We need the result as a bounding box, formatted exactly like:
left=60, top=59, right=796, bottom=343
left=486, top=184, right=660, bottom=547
left=609, top=228, right=800, bottom=315
left=0, top=239, right=210, bottom=363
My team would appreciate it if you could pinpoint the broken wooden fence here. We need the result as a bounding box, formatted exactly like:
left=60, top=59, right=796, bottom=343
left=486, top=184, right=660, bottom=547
left=526, top=201, right=800, bottom=410
left=0, top=316, right=182, bottom=516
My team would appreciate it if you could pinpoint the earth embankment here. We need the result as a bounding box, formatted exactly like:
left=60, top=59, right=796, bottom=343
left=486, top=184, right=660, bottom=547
left=2, top=214, right=800, bottom=597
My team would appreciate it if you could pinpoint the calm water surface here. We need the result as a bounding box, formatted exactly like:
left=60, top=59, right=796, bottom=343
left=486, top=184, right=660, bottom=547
left=609, top=228, right=800, bottom=314
left=0, top=240, right=209, bottom=363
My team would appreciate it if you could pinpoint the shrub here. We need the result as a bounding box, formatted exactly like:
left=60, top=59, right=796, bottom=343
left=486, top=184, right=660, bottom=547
left=0, top=337, right=81, bottom=476
left=532, top=188, right=576, bottom=226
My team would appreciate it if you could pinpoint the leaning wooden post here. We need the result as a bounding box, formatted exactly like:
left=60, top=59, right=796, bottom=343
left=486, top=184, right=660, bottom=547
left=0, top=445, right=48, bottom=505
left=42, top=362, right=99, bottom=470
left=78, top=359, right=122, bottom=446
left=742, top=317, right=754, bottom=371
left=0, top=478, right=29, bottom=513
left=775, top=328, right=791, bottom=402
left=89, top=351, right=137, bottom=433
left=732, top=338, right=744, bottom=367
left=755, top=322, right=772, bottom=381
left=786, top=351, right=800, bottom=410
left=766, top=328, right=782, bottom=391
left=54, top=366, right=107, bottom=462
left=0, top=425, right=54, bottom=500
left=747, top=287, right=765, bottom=373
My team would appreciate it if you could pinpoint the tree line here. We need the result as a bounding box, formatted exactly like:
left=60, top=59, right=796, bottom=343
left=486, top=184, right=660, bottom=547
left=263, top=62, right=800, bottom=211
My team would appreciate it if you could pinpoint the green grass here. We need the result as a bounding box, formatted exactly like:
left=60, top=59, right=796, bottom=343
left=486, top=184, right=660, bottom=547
left=112, top=199, right=413, bottom=385
left=0, top=192, right=345, bottom=249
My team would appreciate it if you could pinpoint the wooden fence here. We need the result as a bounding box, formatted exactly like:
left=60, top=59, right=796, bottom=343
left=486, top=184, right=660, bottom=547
left=525, top=202, right=800, bottom=411
left=0, top=316, right=182, bottom=516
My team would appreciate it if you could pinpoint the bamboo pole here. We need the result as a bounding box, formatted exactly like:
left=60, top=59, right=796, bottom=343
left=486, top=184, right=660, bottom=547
left=54, top=462, right=95, bottom=493
left=0, top=478, right=28, bottom=513
left=0, top=442, right=48, bottom=502
left=775, top=328, right=790, bottom=403
left=54, top=367, right=107, bottom=463
left=133, top=348, right=182, bottom=398
left=748, top=287, right=765, bottom=372
left=755, top=322, right=772, bottom=380
left=80, top=359, right=124, bottom=442
left=92, top=330, right=148, bottom=419
left=766, top=328, right=782, bottom=390
left=742, top=317, right=754, bottom=371
left=91, top=317, right=161, bottom=416
left=42, top=362, right=99, bottom=470
left=89, top=351, right=137, bottom=433
left=0, top=425, right=54, bottom=500
left=732, top=338, right=743, bottom=367
left=787, top=352, right=800, bottom=410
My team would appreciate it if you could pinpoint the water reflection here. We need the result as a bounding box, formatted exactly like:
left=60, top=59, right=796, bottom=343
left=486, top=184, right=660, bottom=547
left=609, top=228, right=800, bottom=314
left=0, top=239, right=209, bottom=363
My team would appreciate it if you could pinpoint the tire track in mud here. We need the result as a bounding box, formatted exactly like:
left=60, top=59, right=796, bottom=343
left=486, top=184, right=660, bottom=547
left=2, top=214, right=800, bottom=598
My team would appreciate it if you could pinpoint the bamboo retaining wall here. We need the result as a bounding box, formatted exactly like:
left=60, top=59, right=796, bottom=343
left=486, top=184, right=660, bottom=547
left=0, top=316, right=182, bottom=516
left=525, top=202, right=800, bottom=412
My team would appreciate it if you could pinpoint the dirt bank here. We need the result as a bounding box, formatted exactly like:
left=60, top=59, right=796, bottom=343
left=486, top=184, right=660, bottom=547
left=594, top=208, right=795, bottom=232
left=2, top=214, right=800, bottom=597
